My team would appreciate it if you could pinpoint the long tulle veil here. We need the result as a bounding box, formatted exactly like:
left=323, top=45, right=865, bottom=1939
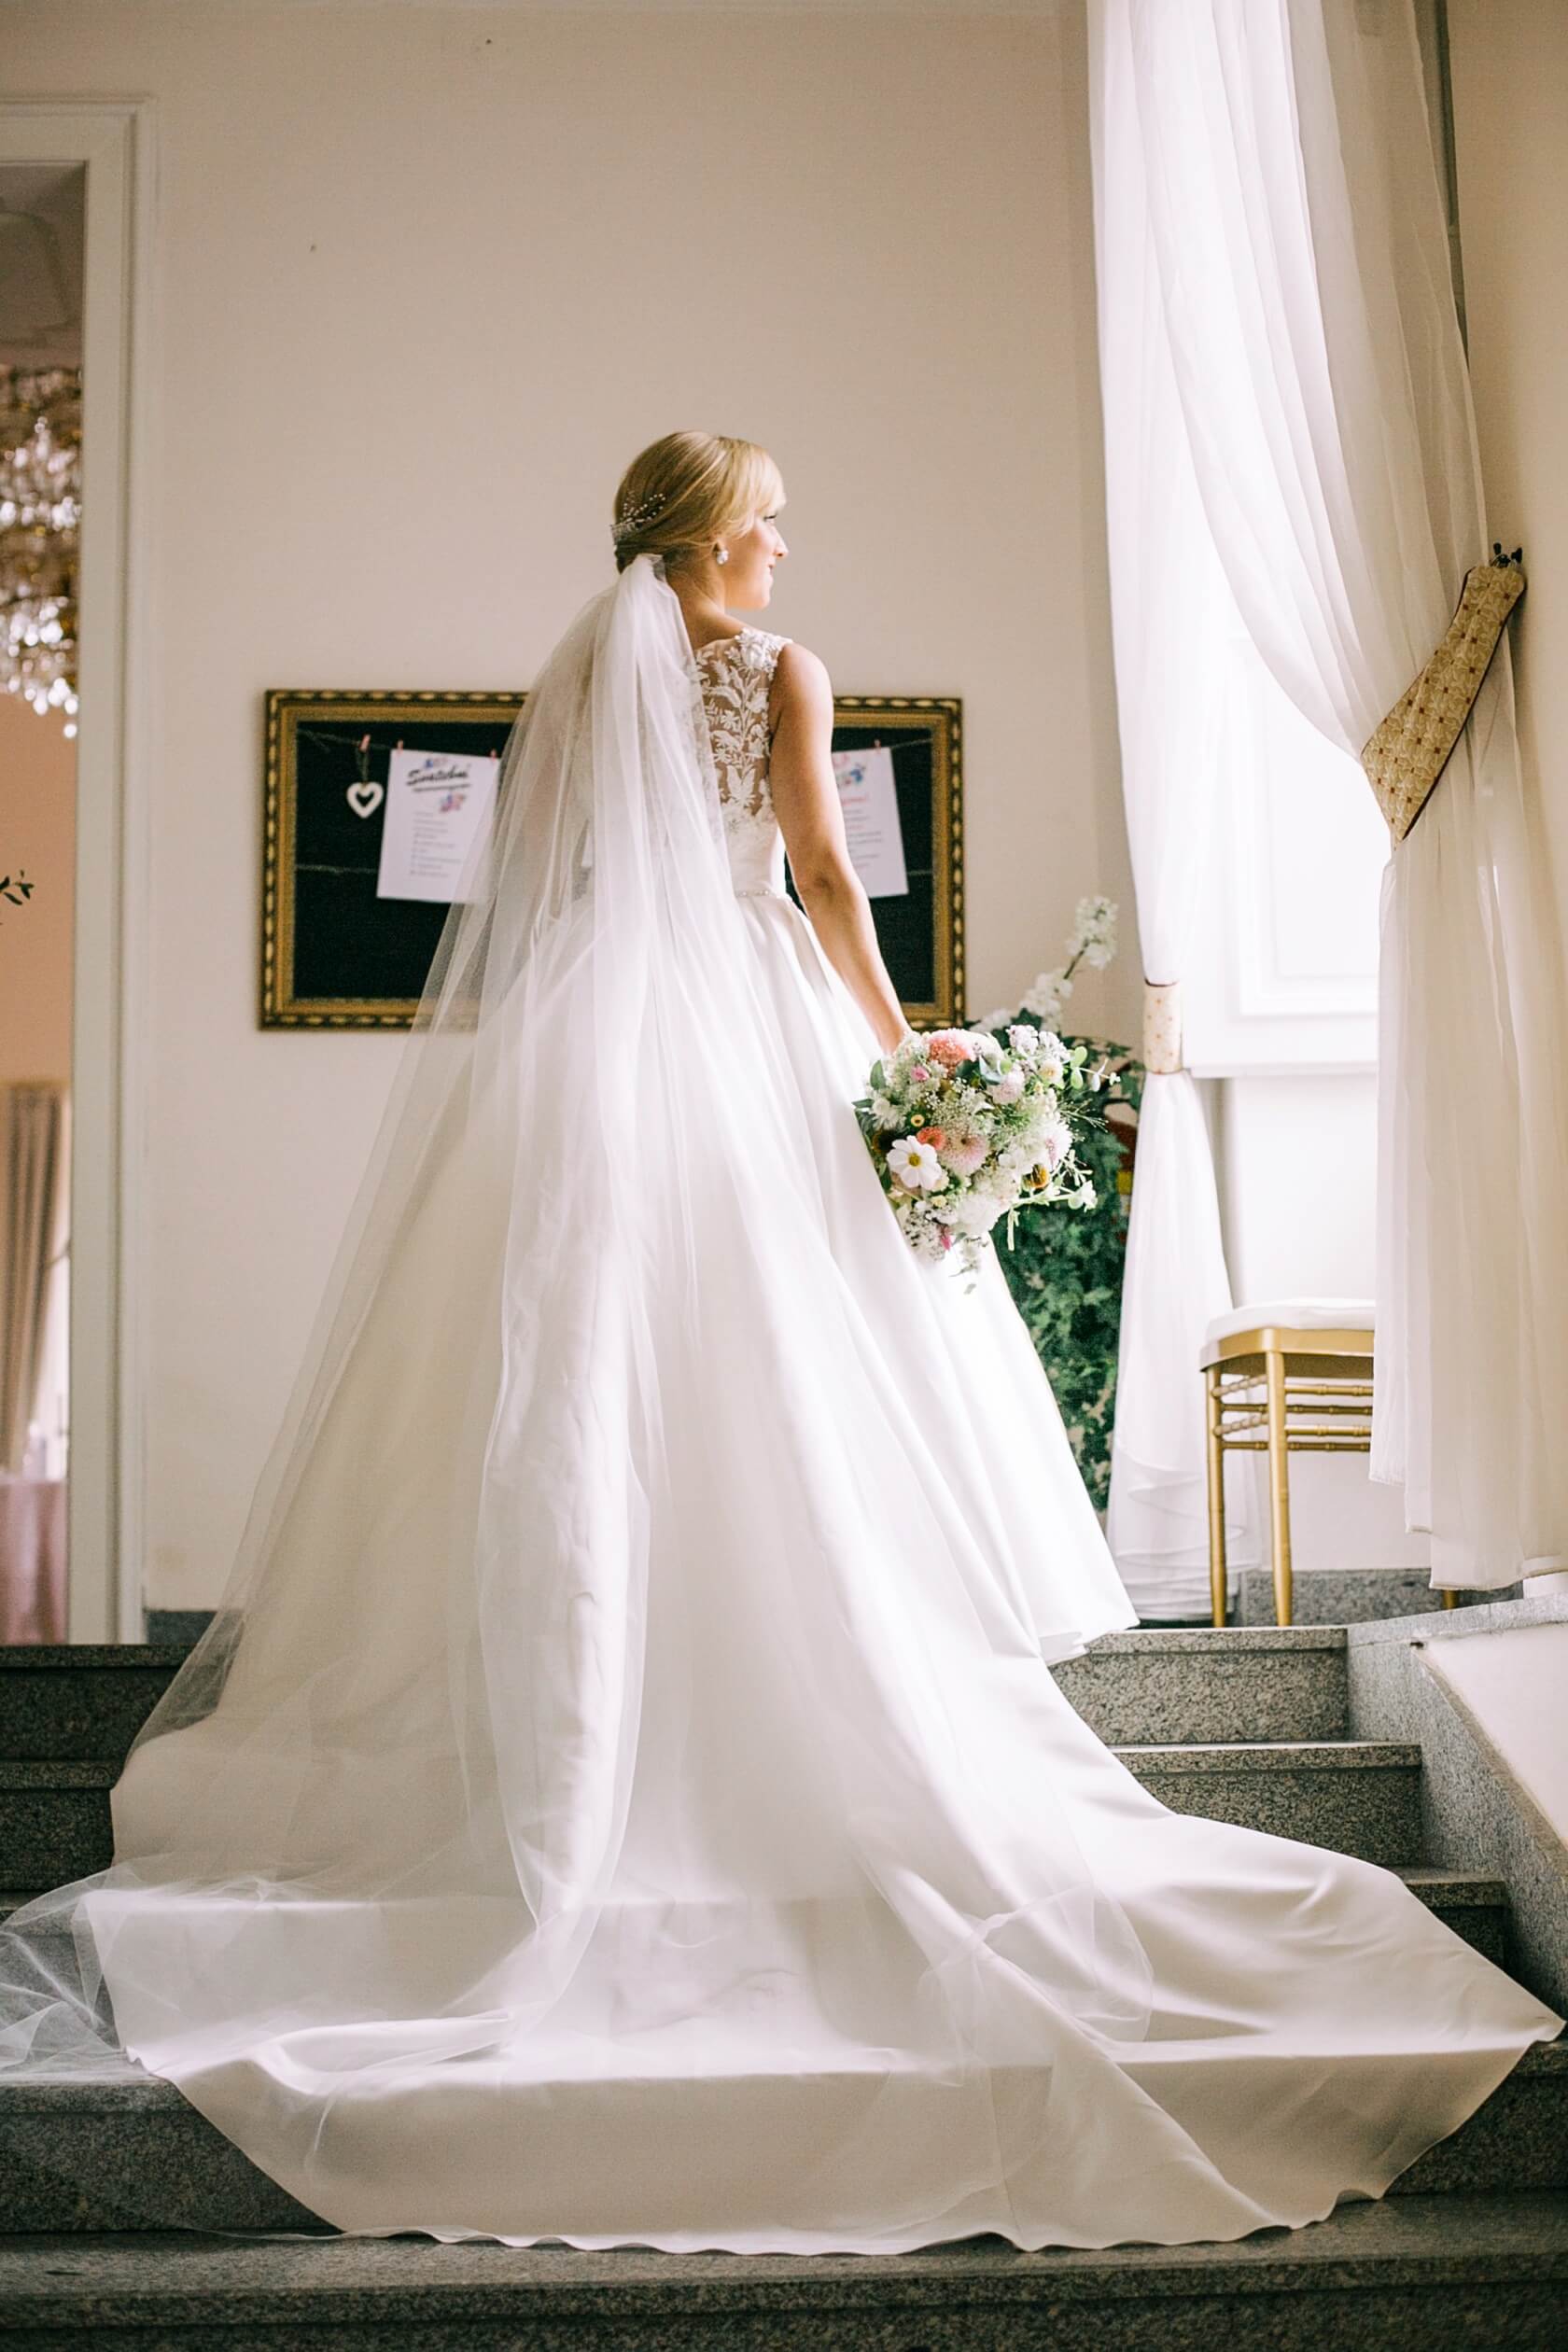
left=0, top=546, right=1155, bottom=2234
left=0, top=559, right=790, bottom=2069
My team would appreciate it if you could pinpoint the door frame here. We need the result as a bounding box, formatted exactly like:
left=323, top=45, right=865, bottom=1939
left=1, top=102, right=156, bottom=1640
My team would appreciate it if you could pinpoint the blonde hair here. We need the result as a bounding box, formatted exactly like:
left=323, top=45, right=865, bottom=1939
left=611, top=431, right=784, bottom=575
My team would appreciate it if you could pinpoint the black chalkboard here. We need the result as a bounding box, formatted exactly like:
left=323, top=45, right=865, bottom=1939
left=806, top=698, right=962, bottom=1023
left=263, top=689, right=962, bottom=1028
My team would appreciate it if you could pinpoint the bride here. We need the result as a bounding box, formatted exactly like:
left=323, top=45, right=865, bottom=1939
left=1, top=430, right=1559, bottom=2254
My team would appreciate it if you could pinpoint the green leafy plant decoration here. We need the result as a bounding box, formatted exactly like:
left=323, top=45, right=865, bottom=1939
left=989, top=1038, right=1141, bottom=1509
left=970, top=898, right=1142, bottom=1510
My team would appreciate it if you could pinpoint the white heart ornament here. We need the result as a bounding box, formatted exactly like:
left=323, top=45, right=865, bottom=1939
left=347, top=779, right=384, bottom=819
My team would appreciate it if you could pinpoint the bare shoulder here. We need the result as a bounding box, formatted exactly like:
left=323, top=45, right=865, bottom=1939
left=770, top=639, right=833, bottom=723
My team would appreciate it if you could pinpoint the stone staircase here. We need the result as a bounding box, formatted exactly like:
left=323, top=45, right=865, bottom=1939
left=0, top=1631, right=1562, bottom=2345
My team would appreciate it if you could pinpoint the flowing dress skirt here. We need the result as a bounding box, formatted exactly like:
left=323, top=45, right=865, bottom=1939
left=80, top=889, right=1560, bottom=2253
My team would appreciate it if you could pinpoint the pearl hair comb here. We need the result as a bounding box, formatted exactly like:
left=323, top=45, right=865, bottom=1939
left=612, top=490, right=667, bottom=543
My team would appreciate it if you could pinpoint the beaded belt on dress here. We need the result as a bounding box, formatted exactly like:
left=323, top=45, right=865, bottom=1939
left=734, top=884, right=787, bottom=900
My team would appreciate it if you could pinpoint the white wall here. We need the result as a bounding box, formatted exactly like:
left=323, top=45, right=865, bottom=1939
left=1448, top=0, right=1568, bottom=914
left=1425, top=1623, right=1568, bottom=1844
left=3, top=1, right=1136, bottom=1607
left=1212, top=1074, right=1378, bottom=1307
left=1211, top=1071, right=1431, bottom=1578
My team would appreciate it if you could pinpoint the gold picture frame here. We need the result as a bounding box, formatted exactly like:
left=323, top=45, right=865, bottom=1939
left=823, top=695, right=963, bottom=1029
left=261, top=689, right=524, bottom=1028
left=262, top=687, right=963, bottom=1029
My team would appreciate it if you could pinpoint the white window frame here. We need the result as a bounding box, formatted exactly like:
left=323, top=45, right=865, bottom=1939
left=1183, top=629, right=1385, bottom=1080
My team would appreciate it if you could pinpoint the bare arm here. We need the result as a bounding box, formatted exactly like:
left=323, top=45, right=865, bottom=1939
left=767, top=642, right=913, bottom=1058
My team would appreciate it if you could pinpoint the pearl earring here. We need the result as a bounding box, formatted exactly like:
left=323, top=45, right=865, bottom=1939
left=715, top=546, right=729, bottom=567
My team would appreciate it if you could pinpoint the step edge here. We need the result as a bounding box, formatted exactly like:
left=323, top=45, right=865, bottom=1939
left=1398, top=1868, right=1507, bottom=1898
left=2, top=2193, right=1567, bottom=2314
left=1116, top=1741, right=1422, bottom=1769
left=1068, top=1629, right=1350, bottom=1658
left=0, top=1648, right=191, bottom=1672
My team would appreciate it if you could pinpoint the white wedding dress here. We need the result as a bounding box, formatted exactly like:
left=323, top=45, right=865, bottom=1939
left=3, top=561, right=1560, bottom=2254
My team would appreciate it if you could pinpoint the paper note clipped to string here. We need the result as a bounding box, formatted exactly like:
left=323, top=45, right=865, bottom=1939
left=375, top=748, right=499, bottom=903
left=831, top=743, right=908, bottom=898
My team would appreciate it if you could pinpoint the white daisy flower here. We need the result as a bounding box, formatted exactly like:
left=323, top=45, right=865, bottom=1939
left=886, top=1136, right=947, bottom=1193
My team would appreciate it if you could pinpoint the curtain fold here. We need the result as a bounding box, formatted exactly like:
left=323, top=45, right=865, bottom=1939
left=0, top=1083, right=68, bottom=1475
left=1091, top=0, right=1244, bottom=1617
left=1092, top=0, right=1568, bottom=1589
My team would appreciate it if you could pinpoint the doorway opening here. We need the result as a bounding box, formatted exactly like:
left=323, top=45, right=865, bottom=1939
left=0, top=163, right=81, bottom=1643
left=0, top=103, right=151, bottom=1644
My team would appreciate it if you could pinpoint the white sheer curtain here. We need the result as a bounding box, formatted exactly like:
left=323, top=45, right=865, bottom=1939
left=1093, top=0, right=1568, bottom=1591
left=1091, top=54, right=1243, bottom=1619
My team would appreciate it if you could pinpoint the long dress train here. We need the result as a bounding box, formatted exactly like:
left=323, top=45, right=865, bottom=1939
left=2, top=558, right=1559, bottom=2254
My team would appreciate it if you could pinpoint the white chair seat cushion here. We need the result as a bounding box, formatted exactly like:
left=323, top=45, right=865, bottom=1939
left=1203, top=1296, right=1375, bottom=1348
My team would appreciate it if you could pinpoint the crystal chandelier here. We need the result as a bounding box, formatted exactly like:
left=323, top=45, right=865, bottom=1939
left=0, top=366, right=81, bottom=738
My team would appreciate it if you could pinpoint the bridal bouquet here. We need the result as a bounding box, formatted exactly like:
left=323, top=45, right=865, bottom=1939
left=854, top=1025, right=1099, bottom=1274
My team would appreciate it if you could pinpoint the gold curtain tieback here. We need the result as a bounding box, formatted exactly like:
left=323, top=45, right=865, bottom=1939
left=1142, top=979, right=1183, bottom=1076
left=1361, top=546, right=1525, bottom=843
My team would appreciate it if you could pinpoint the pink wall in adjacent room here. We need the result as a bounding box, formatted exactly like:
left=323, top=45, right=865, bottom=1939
left=0, top=693, right=75, bottom=1085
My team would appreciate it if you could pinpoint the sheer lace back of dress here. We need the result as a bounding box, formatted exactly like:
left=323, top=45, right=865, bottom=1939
left=694, top=626, right=791, bottom=842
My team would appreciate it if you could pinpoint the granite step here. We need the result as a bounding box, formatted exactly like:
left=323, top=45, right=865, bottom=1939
left=1116, top=1740, right=1423, bottom=1867
left=2, top=1630, right=1353, bottom=1762
left=0, top=1646, right=189, bottom=1765
left=0, top=1741, right=1425, bottom=1885
left=3, top=2195, right=1566, bottom=2346
left=1054, top=1627, right=1349, bottom=1744
left=1233, top=1566, right=1522, bottom=1626
left=1393, top=2041, right=1568, bottom=2196
left=1399, top=1868, right=1508, bottom=1965
left=0, top=1761, right=117, bottom=1886
left=1, top=2046, right=1563, bottom=2239
left=2, top=2198, right=1564, bottom=2347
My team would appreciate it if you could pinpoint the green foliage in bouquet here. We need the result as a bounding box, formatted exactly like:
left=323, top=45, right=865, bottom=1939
left=971, top=900, right=1143, bottom=1511
left=991, top=1041, right=1141, bottom=1510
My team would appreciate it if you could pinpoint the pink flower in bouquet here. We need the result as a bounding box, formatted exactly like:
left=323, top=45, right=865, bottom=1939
left=923, top=1029, right=981, bottom=1071
left=916, top=1126, right=947, bottom=1149
left=938, top=1127, right=987, bottom=1177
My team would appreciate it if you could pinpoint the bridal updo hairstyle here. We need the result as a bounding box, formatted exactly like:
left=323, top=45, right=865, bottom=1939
left=612, top=431, right=783, bottom=575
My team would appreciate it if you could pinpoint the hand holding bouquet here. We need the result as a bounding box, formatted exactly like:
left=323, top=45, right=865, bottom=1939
left=854, top=1026, right=1099, bottom=1274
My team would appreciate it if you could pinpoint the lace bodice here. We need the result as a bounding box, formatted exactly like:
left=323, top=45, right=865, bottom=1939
left=693, top=625, right=791, bottom=895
